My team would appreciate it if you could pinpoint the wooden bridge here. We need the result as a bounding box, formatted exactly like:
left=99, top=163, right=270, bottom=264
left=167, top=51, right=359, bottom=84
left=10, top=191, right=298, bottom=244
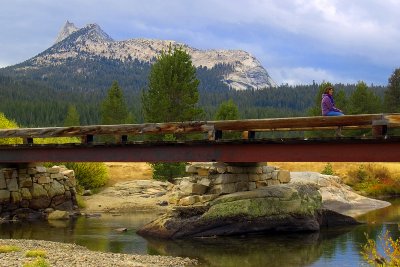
left=0, top=113, right=399, bottom=163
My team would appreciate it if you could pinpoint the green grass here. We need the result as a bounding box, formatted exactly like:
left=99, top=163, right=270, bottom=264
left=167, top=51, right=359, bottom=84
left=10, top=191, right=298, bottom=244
left=25, top=249, right=47, bottom=258
left=0, top=245, right=21, bottom=253
left=22, top=257, right=50, bottom=267
left=76, top=194, right=87, bottom=208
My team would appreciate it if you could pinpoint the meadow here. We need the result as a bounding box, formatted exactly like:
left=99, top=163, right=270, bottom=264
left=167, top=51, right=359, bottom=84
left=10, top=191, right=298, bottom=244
left=271, top=162, right=400, bottom=197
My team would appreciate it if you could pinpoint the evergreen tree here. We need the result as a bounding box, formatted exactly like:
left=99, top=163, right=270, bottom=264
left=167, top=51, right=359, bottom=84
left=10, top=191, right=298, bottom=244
left=384, top=68, right=400, bottom=112
left=142, top=45, right=203, bottom=123
left=64, top=105, right=80, bottom=126
left=101, top=81, right=129, bottom=125
left=347, top=81, right=382, bottom=114
left=214, top=99, right=239, bottom=120
left=214, top=99, right=241, bottom=139
left=335, top=89, right=348, bottom=114
left=142, top=46, right=203, bottom=181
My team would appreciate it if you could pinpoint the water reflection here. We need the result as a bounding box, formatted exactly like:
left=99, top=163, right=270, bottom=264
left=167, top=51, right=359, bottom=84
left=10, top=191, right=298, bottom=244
left=0, top=212, right=158, bottom=255
left=357, top=198, right=400, bottom=225
left=0, top=201, right=399, bottom=267
left=144, top=226, right=366, bottom=267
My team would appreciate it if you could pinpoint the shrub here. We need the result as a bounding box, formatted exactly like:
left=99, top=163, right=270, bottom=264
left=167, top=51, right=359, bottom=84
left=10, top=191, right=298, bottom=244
left=361, top=231, right=400, bottom=266
left=0, top=112, right=22, bottom=145
left=150, top=162, right=186, bottom=182
left=0, top=245, right=21, bottom=253
left=148, top=134, right=187, bottom=182
left=63, top=162, right=108, bottom=189
left=345, top=163, right=400, bottom=196
left=75, top=194, right=87, bottom=208
left=321, top=162, right=334, bottom=175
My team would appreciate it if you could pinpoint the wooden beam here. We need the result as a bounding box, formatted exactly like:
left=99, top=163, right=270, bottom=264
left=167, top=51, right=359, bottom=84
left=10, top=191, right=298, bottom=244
left=0, top=113, right=398, bottom=140
left=0, top=122, right=214, bottom=138
left=251, top=125, right=372, bottom=132
left=212, top=114, right=400, bottom=131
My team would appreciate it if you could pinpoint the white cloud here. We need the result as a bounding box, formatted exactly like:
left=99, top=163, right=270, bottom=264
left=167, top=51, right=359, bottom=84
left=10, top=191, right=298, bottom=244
left=269, top=67, right=356, bottom=86
left=169, top=0, right=400, bottom=67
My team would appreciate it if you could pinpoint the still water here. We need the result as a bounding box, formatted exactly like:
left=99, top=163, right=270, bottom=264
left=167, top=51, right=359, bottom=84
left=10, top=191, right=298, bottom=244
left=1, top=200, right=400, bottom=267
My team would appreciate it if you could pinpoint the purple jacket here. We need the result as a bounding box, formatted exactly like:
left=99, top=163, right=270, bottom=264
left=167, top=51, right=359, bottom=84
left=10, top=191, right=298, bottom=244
left=321, top=94, right=341, bottom=116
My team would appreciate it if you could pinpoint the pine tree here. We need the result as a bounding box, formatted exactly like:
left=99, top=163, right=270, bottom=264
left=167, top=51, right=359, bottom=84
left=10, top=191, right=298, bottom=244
left=321, top=162, right=334, bottom=175
left=214, top=99, right=239, bottom=120
left=64, top=105, right=80, bottom=126
left=335, top=89, right=348, bottom=114
left=101, top=81, right=129, bottom=125
left=142, top=46, right=203, bottom=181
left=142, top=45, right=203, bottom=123
left=384, top=68, right=400, bottom=112
left=347, top=81, right=382, bottom=114
left=214, top=99, right=241, bottom=139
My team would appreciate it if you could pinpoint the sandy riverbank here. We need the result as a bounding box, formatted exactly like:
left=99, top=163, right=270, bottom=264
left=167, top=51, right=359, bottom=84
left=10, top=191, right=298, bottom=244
left=82, top=163, right=169, bottom=213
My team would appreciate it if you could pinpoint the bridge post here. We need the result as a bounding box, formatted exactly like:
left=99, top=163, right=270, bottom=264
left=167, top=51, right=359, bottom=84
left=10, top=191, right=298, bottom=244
left=81, top=135, right=94, bottom=144
left=208, top=128, right=222, bottom=141
left=372, top=119, right=388, bottom=138
left=114, top=135, right=128, bottom=144
left=242, top=131, right=255, bottom=139
left=248, top=131, right=255, bottom=139
left=22, top=137, right=33, bottom=145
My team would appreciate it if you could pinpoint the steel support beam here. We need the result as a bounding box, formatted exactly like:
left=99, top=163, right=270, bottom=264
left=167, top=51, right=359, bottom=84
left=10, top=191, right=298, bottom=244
left=0, top=138, right=399, bottom=163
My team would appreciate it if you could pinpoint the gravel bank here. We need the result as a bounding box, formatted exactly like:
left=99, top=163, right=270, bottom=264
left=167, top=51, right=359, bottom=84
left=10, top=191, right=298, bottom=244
left=0, top=239, right=197, bottom=267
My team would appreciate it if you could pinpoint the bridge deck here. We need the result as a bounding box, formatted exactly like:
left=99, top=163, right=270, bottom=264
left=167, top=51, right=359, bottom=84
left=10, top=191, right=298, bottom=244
left=0, top=113, right=399, bottom=162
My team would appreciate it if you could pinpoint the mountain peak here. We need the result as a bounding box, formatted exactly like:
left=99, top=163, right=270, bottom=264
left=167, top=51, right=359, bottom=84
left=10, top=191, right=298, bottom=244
left=54, top=21, right=113, bottom=45
left=54, top=21, right=79, bottom=44
left=81, top=23, right=113, bottom=42
left=21, top=22, right=276, bottom=90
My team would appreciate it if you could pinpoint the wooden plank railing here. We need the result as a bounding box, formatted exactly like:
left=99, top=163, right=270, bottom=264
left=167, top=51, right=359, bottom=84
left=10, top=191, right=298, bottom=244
left=0, top=113, right=399, bottom=144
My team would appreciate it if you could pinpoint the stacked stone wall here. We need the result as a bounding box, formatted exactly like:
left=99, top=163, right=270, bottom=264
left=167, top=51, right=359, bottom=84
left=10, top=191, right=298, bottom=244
left=0, top=164, right=78, bottom=220
left=170, top=162, right=290, bottom=206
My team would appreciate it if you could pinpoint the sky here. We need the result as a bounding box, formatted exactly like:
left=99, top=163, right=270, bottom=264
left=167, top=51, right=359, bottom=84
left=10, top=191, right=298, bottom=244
left=0, top=0, right=399, bottom=86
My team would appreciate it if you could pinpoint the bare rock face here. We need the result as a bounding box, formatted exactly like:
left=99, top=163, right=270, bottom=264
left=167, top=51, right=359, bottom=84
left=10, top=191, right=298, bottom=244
left=137, top=184, right=360, bottom=239
left=54, top=21, right=79, bottom=43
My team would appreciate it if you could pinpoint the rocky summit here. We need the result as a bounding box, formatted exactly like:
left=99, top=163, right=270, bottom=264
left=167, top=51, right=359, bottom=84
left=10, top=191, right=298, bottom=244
left=17, top=21, right=276, bottom=90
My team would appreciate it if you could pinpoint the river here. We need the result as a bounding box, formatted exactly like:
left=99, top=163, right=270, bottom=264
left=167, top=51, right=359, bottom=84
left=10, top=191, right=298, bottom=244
left=1, top=199, right=400, bottom=267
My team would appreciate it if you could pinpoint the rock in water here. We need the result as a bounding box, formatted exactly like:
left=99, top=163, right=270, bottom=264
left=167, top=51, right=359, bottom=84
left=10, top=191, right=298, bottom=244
left=138, top=184, right=359, bottom=239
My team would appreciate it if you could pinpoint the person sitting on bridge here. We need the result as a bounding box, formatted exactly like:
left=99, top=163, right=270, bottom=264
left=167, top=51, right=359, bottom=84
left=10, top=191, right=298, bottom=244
left=321, top=86, right=344, bottom=116
left=321, top=86, right=344, bottom=137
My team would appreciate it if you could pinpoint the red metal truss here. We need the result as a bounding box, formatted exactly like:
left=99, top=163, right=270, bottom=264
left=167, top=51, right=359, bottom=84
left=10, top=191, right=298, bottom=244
left=0, top=138, right=399, bottom=163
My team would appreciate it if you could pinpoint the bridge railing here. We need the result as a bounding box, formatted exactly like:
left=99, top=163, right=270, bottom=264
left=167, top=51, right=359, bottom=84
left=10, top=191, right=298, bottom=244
left=0, top=113, right=399, bottom=144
